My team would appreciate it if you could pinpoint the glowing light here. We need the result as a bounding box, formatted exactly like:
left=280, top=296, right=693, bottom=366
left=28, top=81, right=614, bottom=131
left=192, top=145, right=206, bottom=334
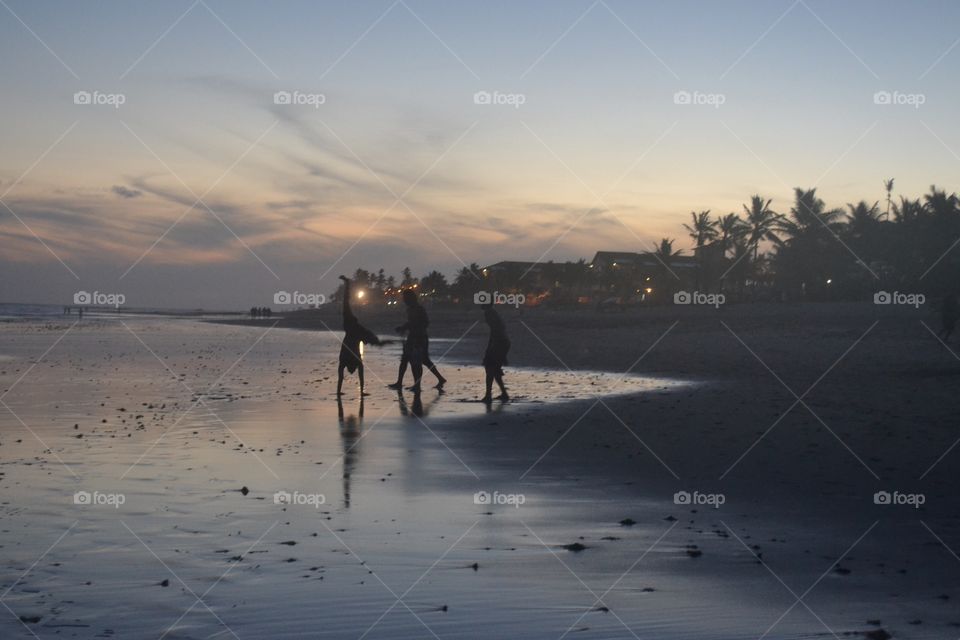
left=644, top=287, right=653, bottom=294
left=357, top=290, right=365, bottom=299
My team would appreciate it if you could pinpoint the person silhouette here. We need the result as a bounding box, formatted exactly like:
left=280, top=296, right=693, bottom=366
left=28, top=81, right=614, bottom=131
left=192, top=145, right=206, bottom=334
left=390, top=289, right=444, bottom=393
left=940, top=291, right=958, bottom=342
left=480, top=302, right=510, bottom=403
left=337, top=275, right=384, bottom=396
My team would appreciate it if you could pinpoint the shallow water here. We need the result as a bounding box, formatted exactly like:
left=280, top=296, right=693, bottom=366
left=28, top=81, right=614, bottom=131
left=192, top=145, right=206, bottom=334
left=0, top=317, right=950, bottom=639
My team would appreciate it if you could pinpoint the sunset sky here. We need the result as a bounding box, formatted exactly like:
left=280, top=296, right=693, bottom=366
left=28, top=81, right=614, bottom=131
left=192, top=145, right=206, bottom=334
left=2, top=0, right=959, bottom=308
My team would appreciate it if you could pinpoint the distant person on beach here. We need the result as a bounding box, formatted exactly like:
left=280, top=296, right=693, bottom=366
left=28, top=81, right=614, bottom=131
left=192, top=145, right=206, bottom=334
left=940, top=291, right=958, bottom=342
left=389, top=289, right=445, bottom=393
left=480, top=302, right=510, bottom=403
left=337, top=275, right=384, bottom=396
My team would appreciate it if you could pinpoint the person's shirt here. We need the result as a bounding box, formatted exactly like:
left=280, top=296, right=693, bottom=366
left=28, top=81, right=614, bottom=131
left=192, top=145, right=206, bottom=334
left=402, top=304, right=429, bottom=340
left=484, top=308, right=508, bottom=343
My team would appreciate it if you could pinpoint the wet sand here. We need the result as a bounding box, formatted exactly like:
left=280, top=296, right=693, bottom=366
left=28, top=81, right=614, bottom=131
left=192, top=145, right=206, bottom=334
left=1, top=304, right=958, bottom=639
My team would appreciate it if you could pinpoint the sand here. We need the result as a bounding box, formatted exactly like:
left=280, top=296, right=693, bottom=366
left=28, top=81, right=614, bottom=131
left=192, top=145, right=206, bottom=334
left=0, top=302, right=957, bottom=639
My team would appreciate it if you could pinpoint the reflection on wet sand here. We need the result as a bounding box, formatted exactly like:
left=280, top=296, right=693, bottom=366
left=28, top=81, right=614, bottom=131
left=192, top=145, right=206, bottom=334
left=337, top=396, right=364, bottom=508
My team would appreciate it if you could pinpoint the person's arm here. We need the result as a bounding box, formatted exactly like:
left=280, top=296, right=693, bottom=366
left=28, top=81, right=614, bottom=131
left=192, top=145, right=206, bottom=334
left=339, top=276, right=354, bottom=323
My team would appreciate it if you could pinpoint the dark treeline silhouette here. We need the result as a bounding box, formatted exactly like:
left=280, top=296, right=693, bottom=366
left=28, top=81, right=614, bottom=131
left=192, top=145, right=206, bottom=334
left=338, top=183, right=960, bottom=306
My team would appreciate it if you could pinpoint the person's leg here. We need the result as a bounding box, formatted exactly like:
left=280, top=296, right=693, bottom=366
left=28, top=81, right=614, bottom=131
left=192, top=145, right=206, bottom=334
left=336, top=364, right=345, bottom=395
left=389, top=353, right=408, bottom=388
left=358, top=364, right=367, bottom=396
left=428, top=361, right=446, bottom=387
left=411, top=361, right=423, bottom=392
left=482, top=368, right=494, bottom=402
left=495, top=373, right=508, bottom=400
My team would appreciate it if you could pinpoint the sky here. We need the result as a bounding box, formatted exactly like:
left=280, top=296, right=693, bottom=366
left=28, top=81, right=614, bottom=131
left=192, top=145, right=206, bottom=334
left=1, top=0, right=959, bottom=308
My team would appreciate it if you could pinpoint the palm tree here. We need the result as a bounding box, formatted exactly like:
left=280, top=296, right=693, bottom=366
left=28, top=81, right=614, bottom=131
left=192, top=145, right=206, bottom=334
left=777, top=188, right=844, bottom=240
left=683, top=210, right=717, bottom=289
left=683, top=210, right=718, bottom=248
left=892, top=196, right=923, bottom=224
left=652, top=238, right=682, bottom=302
left=742, top=195, right=781, bottom=263
left=883, top=178, right=895, bottom=220
left=717, top=213, right=746, bottom=256
left=845, top=200, right=881, bottom=238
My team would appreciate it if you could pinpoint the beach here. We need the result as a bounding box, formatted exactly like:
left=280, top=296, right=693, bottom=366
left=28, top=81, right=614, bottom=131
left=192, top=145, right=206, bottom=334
left=1, top=302, right=958, bottom=639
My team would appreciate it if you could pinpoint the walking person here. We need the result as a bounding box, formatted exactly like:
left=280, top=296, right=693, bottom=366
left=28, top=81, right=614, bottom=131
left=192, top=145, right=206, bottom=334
left=390, top=289, right=444, bottom=393
left=480, top=302, right=510, bottom=403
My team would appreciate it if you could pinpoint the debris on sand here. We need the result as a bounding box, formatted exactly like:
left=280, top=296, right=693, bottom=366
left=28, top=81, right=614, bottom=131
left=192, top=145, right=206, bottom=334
left=619, top=518, right=636, bottom=526
left=562, top=542, right=588, bottom=552
left=240, top=486, right=250, bottom=496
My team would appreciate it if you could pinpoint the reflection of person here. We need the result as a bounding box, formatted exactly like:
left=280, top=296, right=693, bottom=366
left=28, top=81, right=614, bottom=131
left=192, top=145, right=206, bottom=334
left=481, top=303, right=510, bottom=403
left=337, top=276, right=383, bottom=396
left=337, top=396, right=363, bottom=509
left=390, top=289, right=445, bottom=393
left=940, top=291, right=958, bottom=342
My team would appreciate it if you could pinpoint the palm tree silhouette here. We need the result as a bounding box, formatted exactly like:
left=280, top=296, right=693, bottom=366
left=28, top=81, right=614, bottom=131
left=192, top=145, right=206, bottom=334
left=683, top=210, right=718, bottom=289
left=742, top=195, right=781, bottom=264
